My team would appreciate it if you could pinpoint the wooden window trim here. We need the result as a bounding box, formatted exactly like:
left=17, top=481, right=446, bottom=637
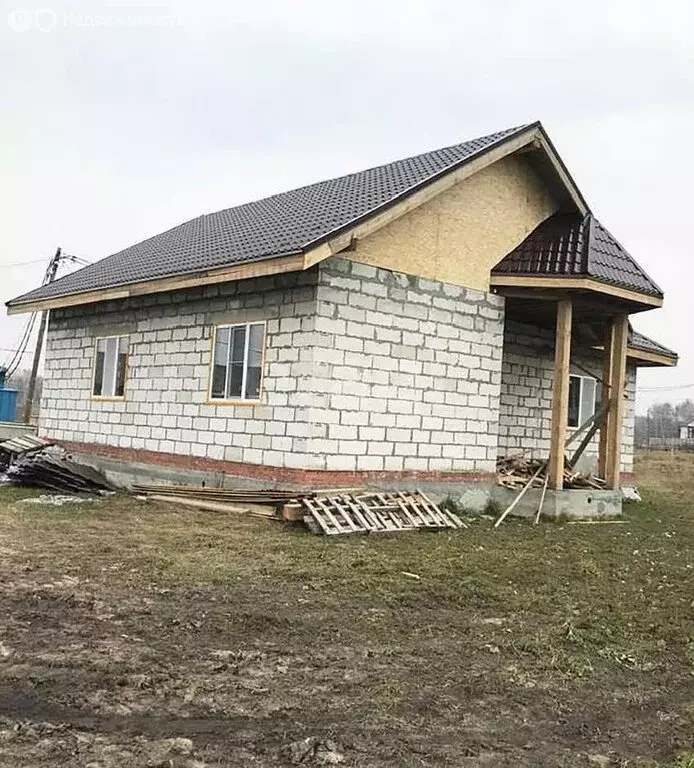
left=207, top=321, right=267, bottom=405
left=91, top=333, right=129, bottom=401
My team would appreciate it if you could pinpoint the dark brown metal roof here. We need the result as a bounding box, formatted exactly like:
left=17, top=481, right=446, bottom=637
left=629, top=328, right=677, bottom=359
left=8, top=124, right=532, bottom=307
left=492, top=212, right=663, bottom=298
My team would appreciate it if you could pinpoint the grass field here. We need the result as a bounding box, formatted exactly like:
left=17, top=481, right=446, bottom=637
left=0, top=452, right=693, bottom=767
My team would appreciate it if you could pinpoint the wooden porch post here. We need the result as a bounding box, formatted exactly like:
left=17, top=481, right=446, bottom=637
left=548, top=298, right=572, bottom=490
left=605, top=314, right=629, bottom=489
left=598, top=323, right=615, bottom=479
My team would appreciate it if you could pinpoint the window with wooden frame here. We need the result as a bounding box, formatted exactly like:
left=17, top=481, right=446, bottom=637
left=568, top=374, right=600, bottom=429
left=210, top=322, right=266, bottom=402
left=92, top=335, right=129, bottom=398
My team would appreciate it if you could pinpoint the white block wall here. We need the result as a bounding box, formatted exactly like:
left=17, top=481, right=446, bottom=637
left=307, top=258, right=505, bottom=472
left=40, top=270, right=324, bottom=468
left=499, top=319, right=636, bottom=473
left=40, top=259, right=506, bottom=473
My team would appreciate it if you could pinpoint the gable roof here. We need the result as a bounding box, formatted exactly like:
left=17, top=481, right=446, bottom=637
left=8, top=123, right=541, bottom=309
left=491, top=212, right=663, bottom=298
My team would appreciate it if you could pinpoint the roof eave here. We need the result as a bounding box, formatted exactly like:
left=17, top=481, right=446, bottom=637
left=6, top=251, right=306, bottom=315
left=627, top=347, right=678, bottom=367
left=489, top=274, right=663, bottom=309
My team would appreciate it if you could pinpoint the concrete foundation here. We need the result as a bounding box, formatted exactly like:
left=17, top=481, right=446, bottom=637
left=72, top=452, right=622, bottom=520
left=491, top=487, right=622, bottom=519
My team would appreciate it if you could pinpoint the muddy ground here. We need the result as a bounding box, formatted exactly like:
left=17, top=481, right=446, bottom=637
left=0, top=452, right=693, bottom=767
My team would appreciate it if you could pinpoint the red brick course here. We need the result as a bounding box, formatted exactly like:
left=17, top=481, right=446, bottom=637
left=57, top=440, right=636, bottom=488
left=58, top=440, right=496, bottom=487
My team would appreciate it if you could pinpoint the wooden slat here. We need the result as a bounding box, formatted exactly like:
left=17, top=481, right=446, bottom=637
left=328, top=496, right=361, bottom=532
left=337, top=495, right=374, bottom=531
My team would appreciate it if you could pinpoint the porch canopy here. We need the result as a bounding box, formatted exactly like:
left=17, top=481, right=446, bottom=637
left=491, top=211, right=676, bottom=490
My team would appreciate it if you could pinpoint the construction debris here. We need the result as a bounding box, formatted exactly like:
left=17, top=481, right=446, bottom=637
left=302, top=490, right=465, bottom=535
left=134, top=484, right=463, bottom=536
left=0, top=434, right=53, bottom=469
left=132, top=484, right=303, bottom=506
left=496, top=456, right=606, bottom=491
left=132, top=484, right=306, bottom=521
left=5, top=448, right=116, bottom=495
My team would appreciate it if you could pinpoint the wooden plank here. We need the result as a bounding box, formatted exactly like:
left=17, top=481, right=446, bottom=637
left=395, top=497, right=421, bottom=529
left=567, top=399, right=610, bottom=469
left=146, top=495, right=249, bottom=515
left=315, top=497, right=354, bottom=534
left=605, top=314, right=629, bottom=489
left=488, top=275, right=663, bottom=308
left=329, top=496, right=362, bottom=533
left=360, top=499, right=396, bottom=531
left=303, top=498, right=340, bottom=535
left=418, top=488, right=466, bottom=529
left=415, top=489, right=453, bottom=528
left=494, top=462, right=546, bottom=528
left=534, top=473, right=549, bottom=525
left=548, top=299, right=572, bottom=490
left=376, top=494, right=409, bottom=529
left=338, top=495, right=376, bottom=531
left=396, top=492, right=430, bottom=527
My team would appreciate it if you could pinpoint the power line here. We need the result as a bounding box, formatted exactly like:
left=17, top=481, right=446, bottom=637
left=0, top=258, right=49, bottom=268
left=638, top=384, right=694, bottom=392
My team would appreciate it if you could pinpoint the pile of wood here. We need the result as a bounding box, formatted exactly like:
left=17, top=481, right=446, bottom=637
left=496, top=456, right=606, bottom=491
left=134, top=484, right=464, bottom=536
left=302, top=490, right=465, bottom=535
left=132, top=484, right=304, bottom=520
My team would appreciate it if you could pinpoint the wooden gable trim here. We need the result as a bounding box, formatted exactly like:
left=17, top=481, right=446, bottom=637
left=489, top=275, right=663, bottom=308
left=6, top=254, right=305, bottom=315
left=301, top=125, right=553, bottom=269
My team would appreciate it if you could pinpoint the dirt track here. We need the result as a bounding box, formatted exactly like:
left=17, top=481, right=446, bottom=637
left=0, top=456, right=693, bottom=767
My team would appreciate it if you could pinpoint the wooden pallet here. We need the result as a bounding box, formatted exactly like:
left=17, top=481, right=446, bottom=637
left=302, top=490, right=465, bottom=536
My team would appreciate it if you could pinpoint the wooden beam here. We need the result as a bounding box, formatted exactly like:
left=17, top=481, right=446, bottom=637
left=548, top=298, right=573, bottom=490
left=598, top=323, right=614, bottom=479
left=7, top=254, right=306, bottom=315
left=489, top=275, right=663, bottom=308
left=626, top=347, right=678, bottom=367
left=605, top=314, right=629, bottom=489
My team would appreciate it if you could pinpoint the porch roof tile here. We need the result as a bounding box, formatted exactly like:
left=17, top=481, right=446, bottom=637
left=492, top=212, right=663, bottom=299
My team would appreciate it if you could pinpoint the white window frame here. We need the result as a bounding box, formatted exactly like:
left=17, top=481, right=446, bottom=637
left=91, top=334, right=129, bottom=400
left=208, top=321, right=266, bottom=404
left=568, top=374, right=598, bottom=429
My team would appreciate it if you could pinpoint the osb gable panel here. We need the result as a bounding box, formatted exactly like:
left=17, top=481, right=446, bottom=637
left=346, top=154, right=558, bottom=291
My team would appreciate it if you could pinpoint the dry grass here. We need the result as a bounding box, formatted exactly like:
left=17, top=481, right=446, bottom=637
left=0, top=452, right=692, bottom=766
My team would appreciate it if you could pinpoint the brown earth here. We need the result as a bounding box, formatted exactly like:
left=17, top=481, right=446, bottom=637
left=0, top=451, right=693, bottom=767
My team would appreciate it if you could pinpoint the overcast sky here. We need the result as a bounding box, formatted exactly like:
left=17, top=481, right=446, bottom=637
left=1, top=0, right=692, bottom=413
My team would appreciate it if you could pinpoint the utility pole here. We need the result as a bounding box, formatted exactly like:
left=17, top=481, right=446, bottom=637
left=23, top=247, right=61, bottom=424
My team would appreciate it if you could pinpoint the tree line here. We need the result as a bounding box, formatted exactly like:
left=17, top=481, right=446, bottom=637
left=635, top=399, right=694, bottom=446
